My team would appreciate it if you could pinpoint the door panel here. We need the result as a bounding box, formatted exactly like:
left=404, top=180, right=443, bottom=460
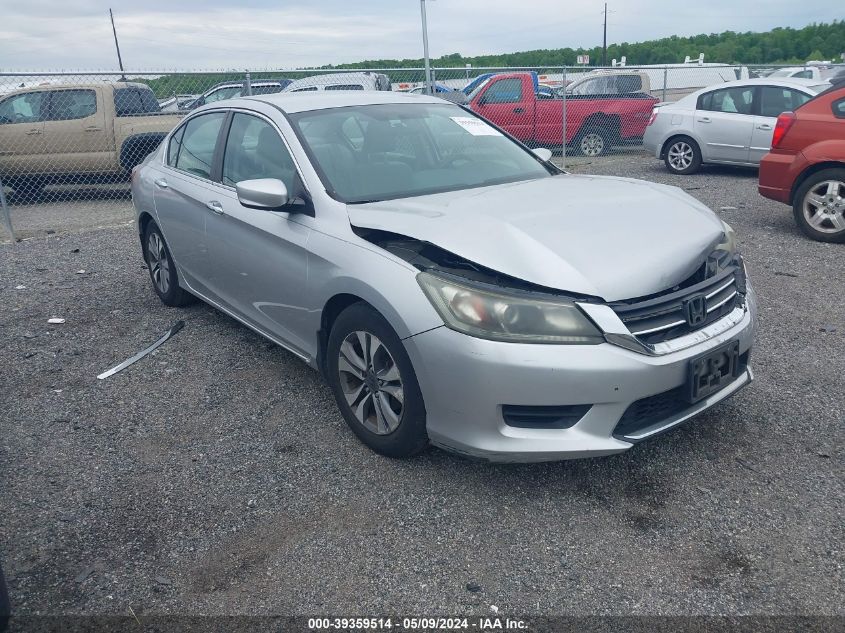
left=749, top=116, right=776, bottom=164
left=43, top=89, right=112, bottom=173
left=204, top=112, right=312, bottom=353
left=473, top=77, right=533, bottom=141
left=695, top=86, right=755, bottom=163
left=0, top=91, right=47, bottom=177
left=695, top=110, right=754, bottom=163
left=152, top=112, right=227, bottom=294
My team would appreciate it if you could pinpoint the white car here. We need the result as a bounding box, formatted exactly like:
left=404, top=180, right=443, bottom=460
left=643, top=78, right=830, bottom=174
left=282, top=72, right=391, bottom=93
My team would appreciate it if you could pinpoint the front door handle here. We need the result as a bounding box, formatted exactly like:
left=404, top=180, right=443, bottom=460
left=84, top=126, right=103, bottom=132
left=757, top=124, right=773, bottom=131
left=25, top=129, right=42, bottom=135
left=513, top=107, right=525, bottom=114
left=153, top=178, right=168, bottom=189
left=697, top=117, right=711, bottom=123
left=206, top=201, right=224, bottom=215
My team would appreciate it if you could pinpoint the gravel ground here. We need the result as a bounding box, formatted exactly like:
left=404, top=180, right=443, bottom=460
left=1, top=153, right=843, bottom=622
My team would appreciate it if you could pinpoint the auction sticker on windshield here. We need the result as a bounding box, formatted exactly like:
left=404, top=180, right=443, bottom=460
left=449, top=116, right=503, bottom=136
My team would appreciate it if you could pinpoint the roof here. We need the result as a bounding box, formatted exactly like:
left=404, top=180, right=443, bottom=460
left=237, top=90, right=448, bottom=114
left=706, top=77, right=830, bottom=90
left=1, top=81, right=150, bottom=95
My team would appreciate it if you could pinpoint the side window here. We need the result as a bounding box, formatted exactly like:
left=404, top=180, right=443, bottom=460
left=115, top=87, right=161, bottom=115
left=222, top=113, right=297, bottom=193
left=794, top=70, right=813, bottom=79
left=173, top=112, right=226, bottom=179
left=834, top=99, right=845, bottom=119
left=699, top=87, right=754, bottom=115
left=0, top=92, right=45, bottom=124
left=481, top=78, right=524, bottom=104
left=49, top=90, right=97, bottom=121
left=617, top=75, right=643, bottom=94
left=251, top=85, right=283, bottom=95
left=325, top=84, right=365, bottom=91
left=292, top=87, right=318, bottom=92
left=759, top=87, right=812, bottom=118
left=167, top=125, right=186, bottom=166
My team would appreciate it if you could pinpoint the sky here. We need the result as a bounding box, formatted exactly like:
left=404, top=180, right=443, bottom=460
left=0, top=0, right=836, bottom=71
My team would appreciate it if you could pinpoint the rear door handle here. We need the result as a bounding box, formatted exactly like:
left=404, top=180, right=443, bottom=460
left=84, top=126, right=103, bottom=132
left=513, top=107, right=525, bottom=114
left=697, top=117, right=711, bottom=123
left=25, top=129, right=42, bottom=135
left=206, top=200, right=224, bottom=215
left=153, top=178, right=168, bottom=189
left=757, top=124, right=773, bottom=130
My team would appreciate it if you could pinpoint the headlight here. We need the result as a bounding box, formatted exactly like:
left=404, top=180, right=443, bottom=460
left=717, top=221, right=737, bottom=255
left=417, top=271, right=603, bottom=344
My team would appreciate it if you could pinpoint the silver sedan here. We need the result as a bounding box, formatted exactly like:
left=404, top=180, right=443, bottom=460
left=132, top=90, right=755, bottom=462
left=643, top=77, right=829, bottom=174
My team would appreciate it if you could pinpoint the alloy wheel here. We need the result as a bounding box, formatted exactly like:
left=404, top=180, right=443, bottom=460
left=580, top=133, right=605, bottom=157
left=147, top=232, right=170, bottom=294
left=337, top=331, right=404, bottom=435
left=802, top=180, right=845, bottom=234
left=668, top=141, right=694, bottom=171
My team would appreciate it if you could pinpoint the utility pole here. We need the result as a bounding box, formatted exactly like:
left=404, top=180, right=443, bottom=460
left=420, top=0, right=433, bottom=95
left=109, top=8, right=126, bottom=79
left=602, top=3, right=608, bottom=67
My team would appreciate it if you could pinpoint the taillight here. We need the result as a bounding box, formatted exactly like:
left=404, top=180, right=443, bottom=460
left=647, top=108, right=659, bottom=126
left=771, top=111, right=796, bottom=149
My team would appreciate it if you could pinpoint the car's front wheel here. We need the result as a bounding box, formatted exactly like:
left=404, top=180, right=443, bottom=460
left=664, top=136, right=702, bottom=175
left=142, top=223, right=194, bottom=306
left=793, top=168, right=845, bottom=243
left=326, top=303, right=428, bottom=458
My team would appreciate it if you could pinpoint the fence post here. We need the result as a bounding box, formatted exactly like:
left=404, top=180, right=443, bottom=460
left=0, top=177, right=15, bottom=243
left=244, top=71, right=252, bottom=96
left=662, top=66, right=668, bottom=103
left=561, top=66, right=567, bottom=170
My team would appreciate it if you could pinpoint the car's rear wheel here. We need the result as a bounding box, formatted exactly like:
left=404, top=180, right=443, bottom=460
left=326, top=303, right=428, bottom=458
left=664, top=136, right=702, bottom=175
left=142, top=223, right=194, bottom=306
left=793, top=169, right=845, bottom=243
left=574, top=126, right=611, bottom=157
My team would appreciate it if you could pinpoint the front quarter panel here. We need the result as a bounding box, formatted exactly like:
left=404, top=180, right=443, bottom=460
left=307, top=230, right=444, bottom=342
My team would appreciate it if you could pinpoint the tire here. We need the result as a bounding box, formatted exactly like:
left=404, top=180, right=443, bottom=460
left=574, top=126, right=611, bottom=157
left=792, top=168, right=845, bottom=243
left=663, top=136, right=702, bottom=175
left=142, top=222, right=194, bottom=306
left=326, top=303, right=428, bottom=458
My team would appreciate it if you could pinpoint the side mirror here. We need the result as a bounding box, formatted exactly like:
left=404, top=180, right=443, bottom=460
left=532, top=147, right=553, bottom=162
left=236, top=178, right=289, bottom=210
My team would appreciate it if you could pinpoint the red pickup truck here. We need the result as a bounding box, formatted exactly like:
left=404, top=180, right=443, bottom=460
left=468, top=72, right=658, bottom=156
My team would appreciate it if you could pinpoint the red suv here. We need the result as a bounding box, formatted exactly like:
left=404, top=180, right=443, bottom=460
left=759, top=77, right=845, bottom=242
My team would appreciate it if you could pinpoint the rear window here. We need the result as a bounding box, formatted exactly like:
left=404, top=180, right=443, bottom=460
left=115, top=87, right=161, bottom=115
left=325, top=84, right=365, bottom=91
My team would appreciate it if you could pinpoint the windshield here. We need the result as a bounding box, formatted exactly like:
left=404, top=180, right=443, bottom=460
left=288, top=103, right=553, bottom=204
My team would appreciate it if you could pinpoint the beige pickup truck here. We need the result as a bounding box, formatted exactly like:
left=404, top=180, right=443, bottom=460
left=0, top=82, right=183, bottom=198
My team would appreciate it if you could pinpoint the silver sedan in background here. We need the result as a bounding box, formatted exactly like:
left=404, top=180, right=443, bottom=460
left=132, top=91, right=755, bottom=462
left=644, top=77, right=830, bottom=174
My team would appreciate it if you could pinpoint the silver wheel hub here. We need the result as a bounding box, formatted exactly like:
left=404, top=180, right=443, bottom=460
left=581, top=133, right=604, bottom=156
left=146, top=232, right=170, bottom=294
left=803, top=180, right=845, bottom=234
left=668, top=142, right=694, bottom=171
left=337, top=331, right=404, bottom=435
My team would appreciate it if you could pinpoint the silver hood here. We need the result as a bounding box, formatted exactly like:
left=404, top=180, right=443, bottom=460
left=348, top=174, right=726, bottom=301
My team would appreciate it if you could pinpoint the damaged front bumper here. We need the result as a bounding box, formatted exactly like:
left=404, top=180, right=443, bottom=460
left=404, top=285, right=756, bottom=462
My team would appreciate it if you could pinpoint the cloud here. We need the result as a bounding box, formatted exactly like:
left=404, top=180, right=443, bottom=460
left=0, top=0, right=836, bottom=70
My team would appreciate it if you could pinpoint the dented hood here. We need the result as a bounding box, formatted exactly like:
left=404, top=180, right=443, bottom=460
left=347, top=174, right=726, bottom=301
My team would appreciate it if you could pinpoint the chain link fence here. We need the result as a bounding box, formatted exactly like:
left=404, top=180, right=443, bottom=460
left=1, top=63, right=842, bottom=241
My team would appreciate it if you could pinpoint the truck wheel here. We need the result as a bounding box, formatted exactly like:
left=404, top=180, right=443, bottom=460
left=575, top=126, right=611, bottom=157
left=792, top=168, right=845, bottom=243
left=663, top=136, right=702, bottom=175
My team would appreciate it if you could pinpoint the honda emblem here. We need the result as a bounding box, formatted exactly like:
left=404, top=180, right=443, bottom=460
left=684, top=295, right=707, bottom=326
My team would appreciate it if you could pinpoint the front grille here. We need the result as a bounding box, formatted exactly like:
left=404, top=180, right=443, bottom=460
left=613, top=351, right=750, bottom=440
left=501, top=404, right=592, bottom=429
left=610, top=260, right=745, bottom=345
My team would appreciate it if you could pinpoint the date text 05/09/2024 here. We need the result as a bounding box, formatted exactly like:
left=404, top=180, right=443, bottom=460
left=307, top=617, right=528, bottom=630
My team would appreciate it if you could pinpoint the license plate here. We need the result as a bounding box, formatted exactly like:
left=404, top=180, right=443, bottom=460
left=688, top=340, right=740, bottom=403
